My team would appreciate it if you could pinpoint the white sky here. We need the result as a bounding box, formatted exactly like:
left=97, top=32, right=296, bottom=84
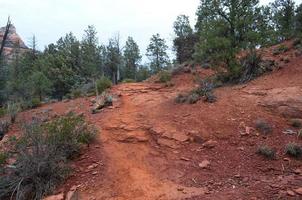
left=1, top=0, right=302, bottom=61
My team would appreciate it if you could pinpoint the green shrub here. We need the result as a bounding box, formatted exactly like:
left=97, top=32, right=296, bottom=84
left=0, top=113, right=96, bottom=199
left=175, top=93, right=188, bottom=104
left=187, top=93, right=200, bottom=104
left=175, top=80, right=217, bottom=104
left=273, top=44, right=289, bottom=55
left=122, top=79, right=136, bottom=83
left=6, top=102, right=21, bottom=124
left=257, top=145, right=276, bottom=159
left=293, top=38, right=301, bottom=47
left=44, top=113, right=96, bottom=158
left=31, top=98, right=41, bottom=108
left=0, top=120, right=10, bottom=140
left=158, top=70, right=172, bottom=83
left=97, top=76, right=112, bottom=94
left=0, top=107, right=6, bottom=117
left=290, top=119, right=302, bottom=128
left=285, top=143, right=302, bottom=158
left=255, top=119, right=272, bottom=134
left=0, top=152, right=8, bottom=165
left=70, top=88, right=83, bottom=99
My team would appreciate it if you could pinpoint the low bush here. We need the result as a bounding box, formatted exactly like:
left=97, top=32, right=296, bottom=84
left=122, top=79, right=136, bottom=83
left=30, top=98, right=41, bottom=108
left=255, top=119, right=272, bottom=134
left=257, top=145, right=276, bottom=159
left=273, top=44, right=289, bottom=55
left=158, top=70, right=172, bottom=83
left=6, top=102, right=21, bottom=124
left=285, top=143, right=302, bottom=158
left=97, top=76, right=112, bottom=94
left=44, top=113, right=96, bottom=158
left=70, top=88, right=83, bottom=99
left=0, top=120, right=10, bottom=140
left=0, top=113, right=96, bottom=199
left=187, top=93, right=200, bottom=104
left=290, top=119, right=302, bottom=128
left=175, top=93, right=188, bottom=104
left=175, top=80, right=217, bottom=104
left=0, top=152, right=8, bottom=166
left=293, top=38, right=301, bottom=47
left=0, top=107, right=6, bottom=117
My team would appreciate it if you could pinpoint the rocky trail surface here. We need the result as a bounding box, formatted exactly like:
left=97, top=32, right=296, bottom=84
left=2, top=41, right=302, bottom=200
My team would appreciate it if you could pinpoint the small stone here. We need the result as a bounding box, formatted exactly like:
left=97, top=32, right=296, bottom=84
left=171, top=132, right=189, bottom=142
left=199, top=160, right=210, bottom=169
left=234, top=174, right=241, bottom=178
left=87, top=164, right=98, bottom=170
left=287, top=190, right=295, bottom=196
left=283, top=157, right=291, bottom=162
left=237, top=147, right=245, bottom=151
left=92, top=171, right=98, bottom=175
left=180, top=157, right=190, bottom=161
left=294, top=169, right=302, bottom=174
left=202, top=140, right=217, bottom=149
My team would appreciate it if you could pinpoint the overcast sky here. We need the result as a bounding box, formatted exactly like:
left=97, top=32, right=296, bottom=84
left=1, top=0, right=301, bottom=61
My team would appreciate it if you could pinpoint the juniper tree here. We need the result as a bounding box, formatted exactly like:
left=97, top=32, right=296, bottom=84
left=194, top=0, right=261, bottom=74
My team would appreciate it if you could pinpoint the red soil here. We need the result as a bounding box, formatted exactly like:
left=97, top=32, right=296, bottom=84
left=1, top=41, right=302, bottom=200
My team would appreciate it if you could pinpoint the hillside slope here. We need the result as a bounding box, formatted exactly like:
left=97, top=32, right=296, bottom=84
left=1, top=41, right=302, bottom=200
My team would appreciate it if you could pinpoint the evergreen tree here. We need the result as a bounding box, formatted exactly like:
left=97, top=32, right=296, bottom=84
left=81, top=25, right=101, bottom=79
left=57, top=33, right=81, bottom=76
left=146, top=34, right=169, bottom=74
left=106, top=36, right=123, bottom=84
left=173, top=15, right=198, bottom=63
left=295, top=3, right=302, bottom=35
left=28, top=71, right=52, bottom=101
left=174, top=15, right=193, bottom=38
left=194, top=0, right=260, bottom=73
left=270, top=0, right=296, bottom=40
left=123, top=36, right=141, bottom=80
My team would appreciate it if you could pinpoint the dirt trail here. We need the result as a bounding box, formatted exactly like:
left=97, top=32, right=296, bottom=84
left=82, top=83, right=206, bottom=200
left=3, top=44, right=302, bottom=199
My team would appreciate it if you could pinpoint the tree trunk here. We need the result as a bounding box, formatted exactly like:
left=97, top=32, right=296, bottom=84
left=0, top=17, right=12, bottom=59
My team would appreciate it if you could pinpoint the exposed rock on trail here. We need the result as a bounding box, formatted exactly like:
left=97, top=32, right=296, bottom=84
left=260, top=86, right=302, bottom=118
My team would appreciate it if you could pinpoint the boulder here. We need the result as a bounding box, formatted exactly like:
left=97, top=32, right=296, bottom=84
left=91, top=94, right=113, bottom=113
left=260, top=87, right=302, bottom=118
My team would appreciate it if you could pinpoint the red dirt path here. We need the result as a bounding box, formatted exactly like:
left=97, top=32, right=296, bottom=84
left=2, top=41, right=302, bottom=200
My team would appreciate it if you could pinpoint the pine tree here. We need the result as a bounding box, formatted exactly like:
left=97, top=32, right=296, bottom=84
left=123, top=37, right=141, bottom=80
left=81, top=25, right=101, bottom=79
left=146, top=34, right=169, bottom=74
left=270, top=0, right=296, bottom=40
left=295, top=3, right=302, bottom=35
left=106, top=35, right=123, bottom=84
left=173, top=15, right=198, bottom=64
